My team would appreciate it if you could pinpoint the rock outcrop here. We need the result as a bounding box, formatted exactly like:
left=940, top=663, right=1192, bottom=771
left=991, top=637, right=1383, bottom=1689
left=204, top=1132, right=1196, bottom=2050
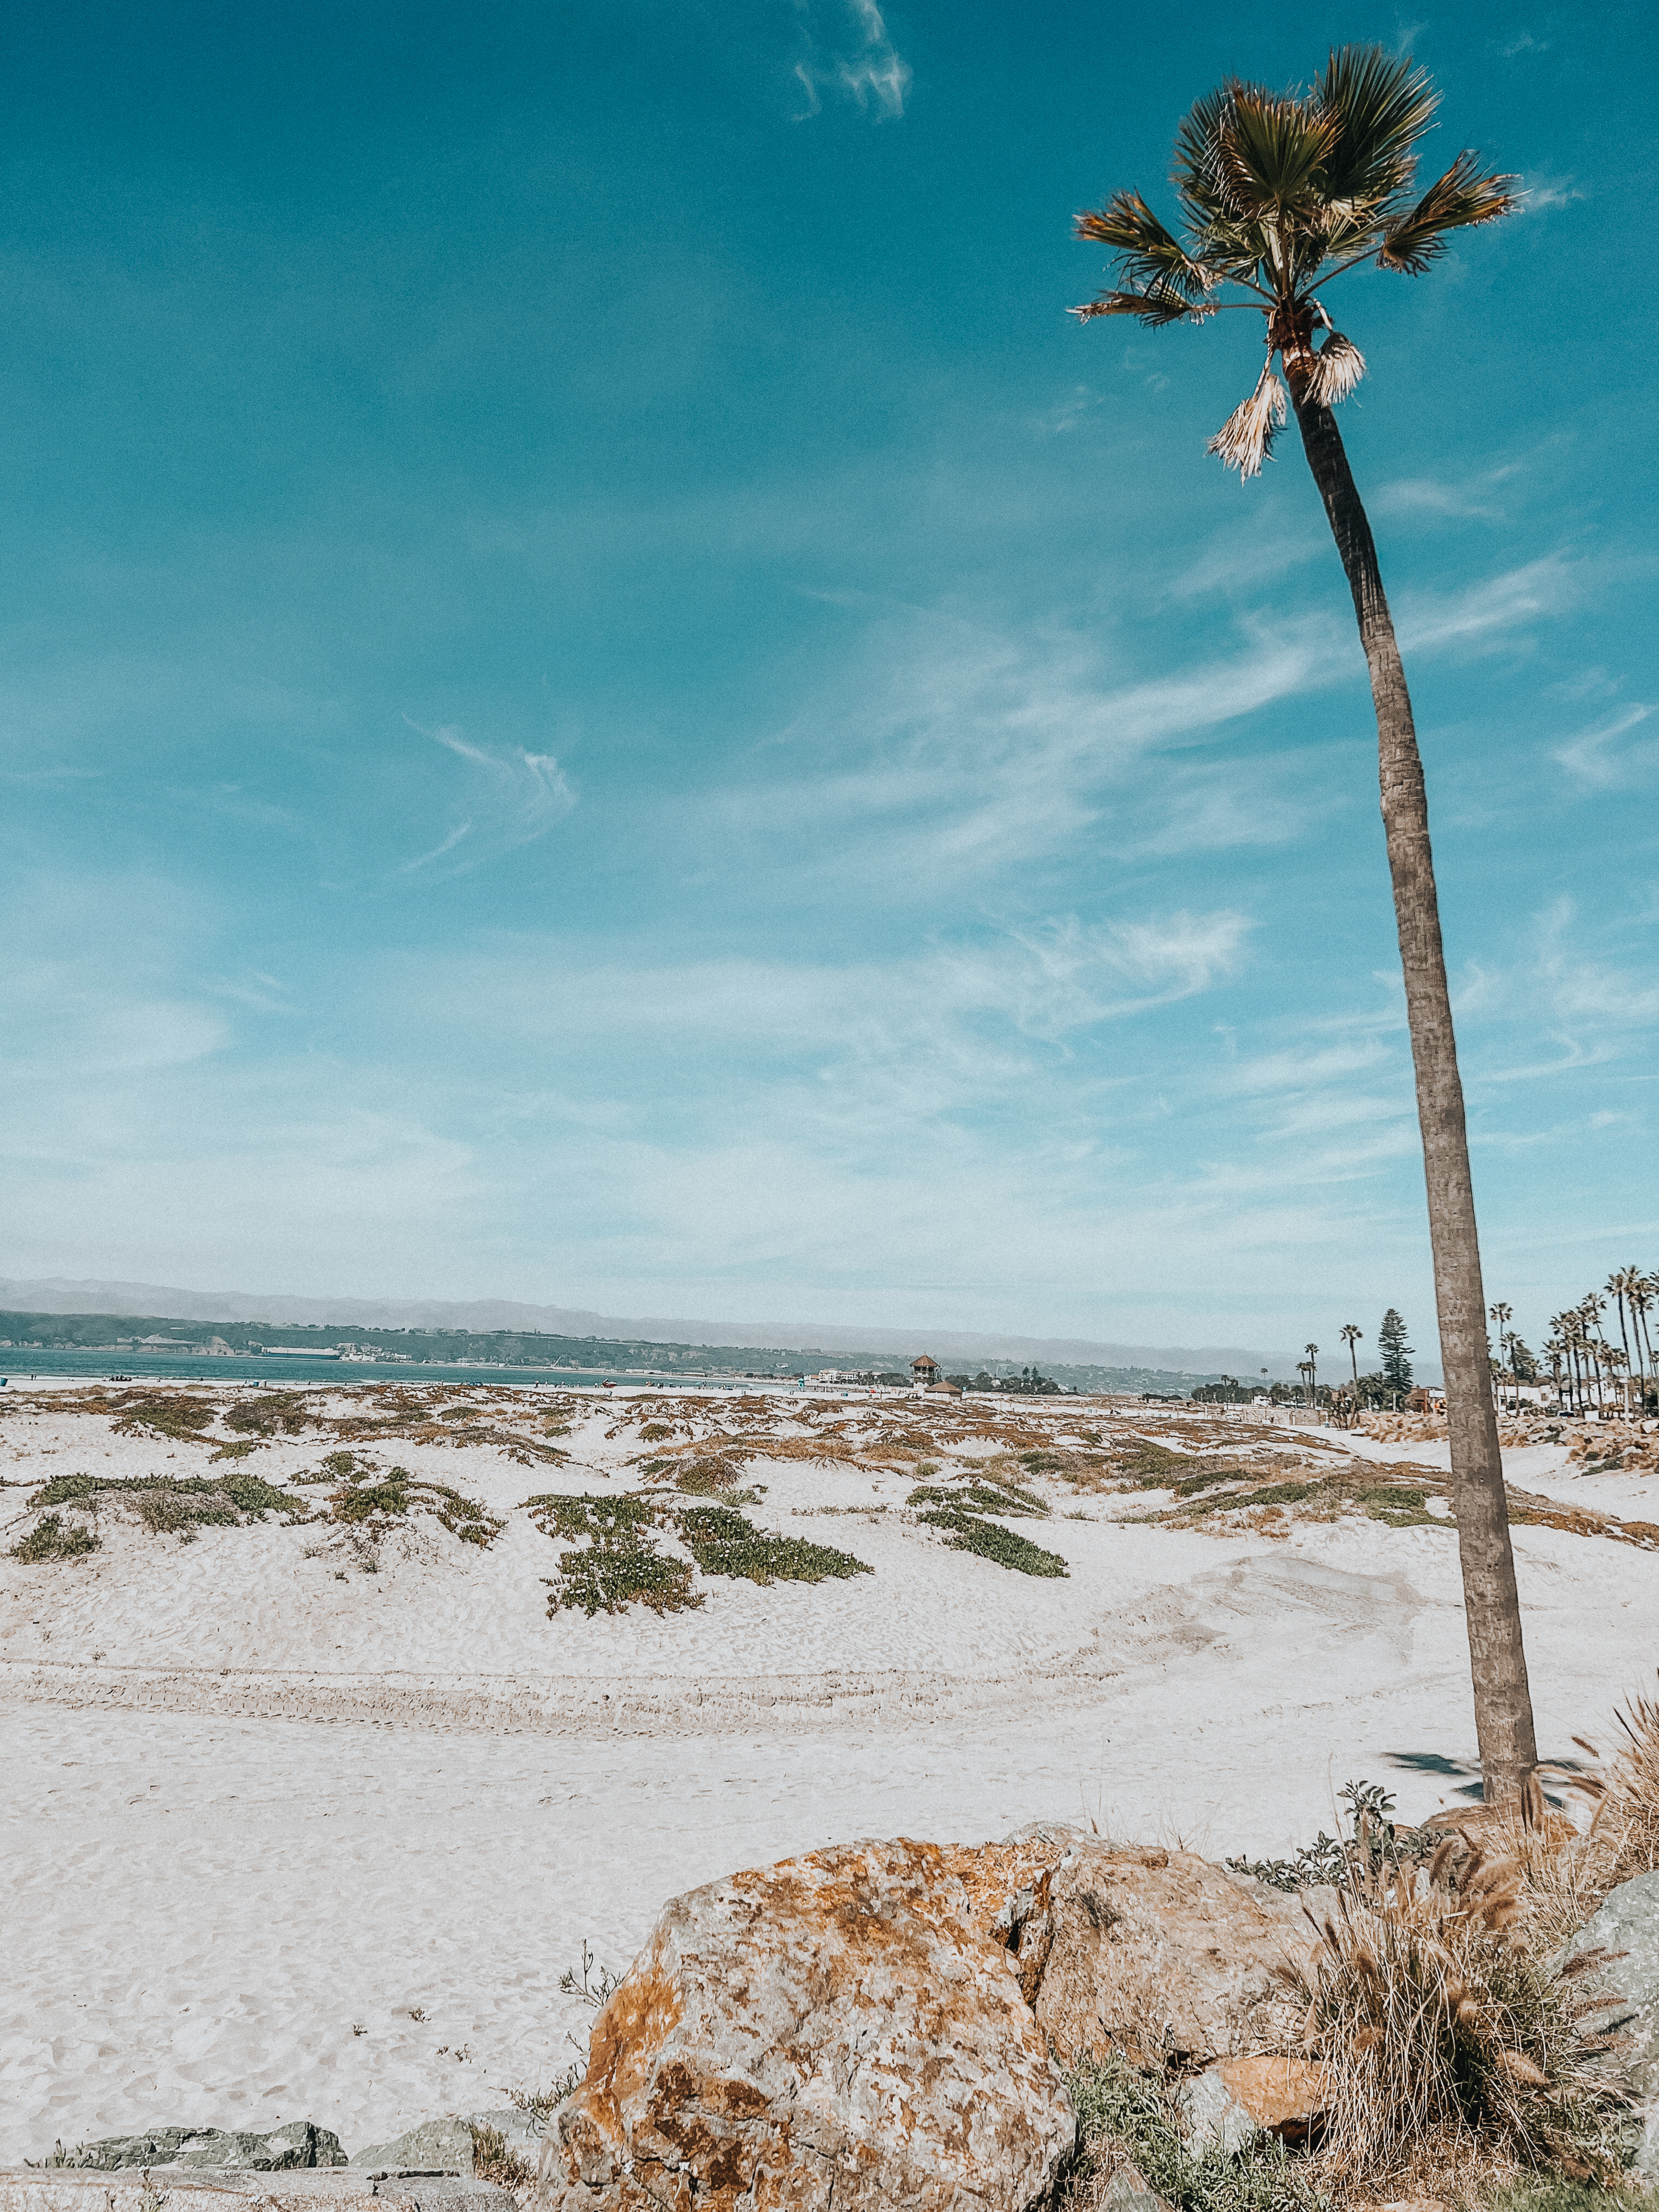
left=997, top=1838, right=1319, bottom=2068
left=1180, top=2057, right=1331, bottom=2153
left=53, top=2125, right=346, bottom=2173
left=1562, top=1867, right=1659, bottom=2181
left=348, top=2121, right=477, bottom=2175
left=547, top=1837, right=1075, bottom=2212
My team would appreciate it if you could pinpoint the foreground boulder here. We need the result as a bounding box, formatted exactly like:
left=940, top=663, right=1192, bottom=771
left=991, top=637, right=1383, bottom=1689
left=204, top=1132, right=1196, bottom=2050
left=548, top=1838, right=1075, bottom=2212
left=1562, top=1867, right=1659, bottom=2181
left=994, top=1838, right=1319, bottom=2068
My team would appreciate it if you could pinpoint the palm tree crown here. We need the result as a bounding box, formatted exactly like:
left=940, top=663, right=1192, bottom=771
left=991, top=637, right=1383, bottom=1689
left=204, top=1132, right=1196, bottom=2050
left=1074, top=47, right=1516, bottom=474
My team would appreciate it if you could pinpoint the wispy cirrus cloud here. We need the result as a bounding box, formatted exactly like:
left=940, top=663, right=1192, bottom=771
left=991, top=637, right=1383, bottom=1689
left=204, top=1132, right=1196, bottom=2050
left=1554, top=704, right=1657, bottom=788
left=399, top=718, right=575, bottom=875
left=706, top=554, right=1573, bottom=897
left=1516, top=172, right=1586, bottom=213
left=791, top=0, right=911, bottom=119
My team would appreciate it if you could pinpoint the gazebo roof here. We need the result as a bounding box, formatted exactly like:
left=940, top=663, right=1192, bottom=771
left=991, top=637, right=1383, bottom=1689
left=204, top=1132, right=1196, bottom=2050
left=910, top=1353, right=940, bottom=1370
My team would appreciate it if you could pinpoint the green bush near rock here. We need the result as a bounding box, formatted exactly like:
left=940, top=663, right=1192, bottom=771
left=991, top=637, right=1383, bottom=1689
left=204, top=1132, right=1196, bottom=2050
left=1062, top=2053, right=1321, bottom=2212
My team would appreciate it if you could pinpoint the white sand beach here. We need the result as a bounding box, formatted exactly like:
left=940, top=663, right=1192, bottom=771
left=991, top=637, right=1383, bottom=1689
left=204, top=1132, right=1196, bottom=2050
left=2, top=1382, right=1654, bottom=2162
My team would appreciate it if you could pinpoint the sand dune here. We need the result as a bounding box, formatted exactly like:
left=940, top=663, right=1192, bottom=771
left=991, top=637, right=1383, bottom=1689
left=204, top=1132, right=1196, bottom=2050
left=2, top=1384, right=1654, bottom=2162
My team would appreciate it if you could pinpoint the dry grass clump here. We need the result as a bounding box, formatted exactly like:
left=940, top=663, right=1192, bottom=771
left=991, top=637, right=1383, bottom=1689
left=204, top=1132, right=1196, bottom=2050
left=1548, top=1680, right=1659, bottom=1910
left=469, top=2125, right=532, bottom=2192
left=1283, top=1835, right=1624, bottom=2191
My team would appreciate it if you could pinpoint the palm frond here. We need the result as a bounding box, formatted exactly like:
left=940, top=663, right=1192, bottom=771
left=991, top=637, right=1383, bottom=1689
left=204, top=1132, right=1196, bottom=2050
left=1075, top=189, right=1211, bottom=301
left=1317, top=46, right=1438, bottom=210
left=1206, top=361, right=1286, bottom=477
left=1378, top=149, right=1519, bottom=272
left=1069, top=285, right=1200, bottom=328
left=1306, top=328, right=1367, bottom=403
left=1215, top=84, right=1337, bottom=222
left=1171, top=86, right=1242, bottom=234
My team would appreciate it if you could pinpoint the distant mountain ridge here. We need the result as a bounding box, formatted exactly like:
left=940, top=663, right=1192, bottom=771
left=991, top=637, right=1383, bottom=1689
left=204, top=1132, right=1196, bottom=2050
left=0, top=1274, right=1295, bottom=1378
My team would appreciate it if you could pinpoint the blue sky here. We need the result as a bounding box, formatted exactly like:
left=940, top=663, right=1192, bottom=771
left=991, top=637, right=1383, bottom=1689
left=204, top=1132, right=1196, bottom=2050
left=3, top=0, right=1655, bottom=1358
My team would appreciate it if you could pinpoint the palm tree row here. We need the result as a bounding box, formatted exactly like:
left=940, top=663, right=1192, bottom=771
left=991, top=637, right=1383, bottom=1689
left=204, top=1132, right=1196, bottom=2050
left=1539, top=1267, right=1659, bottom=1415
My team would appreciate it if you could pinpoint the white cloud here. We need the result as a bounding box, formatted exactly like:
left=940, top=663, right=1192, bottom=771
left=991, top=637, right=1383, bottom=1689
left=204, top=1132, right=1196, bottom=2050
left=1553, top=704, right=1657, bottom=789
left=792, top=0, right=911, bottom=119
left=1373, top=475, right=1506, bottom=522
left=1397, top=555, right=1575, bottom=651
left=400, top=718, right=575, bottom=874
left=1516, top=173, right=1585, bottom=213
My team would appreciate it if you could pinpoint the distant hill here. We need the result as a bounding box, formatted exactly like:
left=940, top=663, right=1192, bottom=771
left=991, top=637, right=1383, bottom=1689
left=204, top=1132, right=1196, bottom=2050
left=0, top=1274, right=1299, bottom=1383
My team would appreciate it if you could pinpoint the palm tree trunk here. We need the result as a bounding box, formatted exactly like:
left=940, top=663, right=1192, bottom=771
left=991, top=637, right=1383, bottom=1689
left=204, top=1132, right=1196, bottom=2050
left=1289, top=381, right=1537, bottom=1803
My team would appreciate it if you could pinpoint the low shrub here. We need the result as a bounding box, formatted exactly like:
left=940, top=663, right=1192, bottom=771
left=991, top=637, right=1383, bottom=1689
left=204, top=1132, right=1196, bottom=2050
left=223, top=1392, right=313, bottom=1436
left=330, top=1463, right=501, bottom=1546
left=674, top=1503, right=872, bottom=1587
left=531, top=1491, right=704, bottom=1617
left=915, top=1503, right=1068, bottom=1577
left=909, top=1476, right=1048, bottom=1517
left=9, top=1513, right=100, bottom=1563
left=28, top=1470, right=303, bottom=1544
left=109, top=1394, right=217, bottom=1442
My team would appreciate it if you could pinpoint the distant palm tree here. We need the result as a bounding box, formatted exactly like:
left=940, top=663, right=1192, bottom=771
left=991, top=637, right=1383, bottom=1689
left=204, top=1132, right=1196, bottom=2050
left=1305, top=1342, right=1319, bottom=1404
left=1544, top=1330, right=1565, bottom=1409
left=1073, top=48, right=1532, bottom=1801
left=1489, top=1301, right=1512, bottom=1409
left=1580, top=1294, right=1609, bottom=1413
left=1632, top=1276, right=1657, bottom=1409
left=1340, top=1323, right=1363, bottom=1420
left=1609, top=1267, right=1643, bottom=1413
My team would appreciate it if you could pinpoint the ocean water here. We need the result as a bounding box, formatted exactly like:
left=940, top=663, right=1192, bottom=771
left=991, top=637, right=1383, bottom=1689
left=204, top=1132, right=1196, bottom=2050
left=0, top=1347, right=805, bottom=1392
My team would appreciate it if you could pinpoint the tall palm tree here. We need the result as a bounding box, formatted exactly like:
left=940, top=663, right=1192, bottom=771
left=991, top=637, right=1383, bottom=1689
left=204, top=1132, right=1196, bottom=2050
left=1305, top=1341, right=1319, bottom=1406
left=1073, top=49, right=1534, bottom=1799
